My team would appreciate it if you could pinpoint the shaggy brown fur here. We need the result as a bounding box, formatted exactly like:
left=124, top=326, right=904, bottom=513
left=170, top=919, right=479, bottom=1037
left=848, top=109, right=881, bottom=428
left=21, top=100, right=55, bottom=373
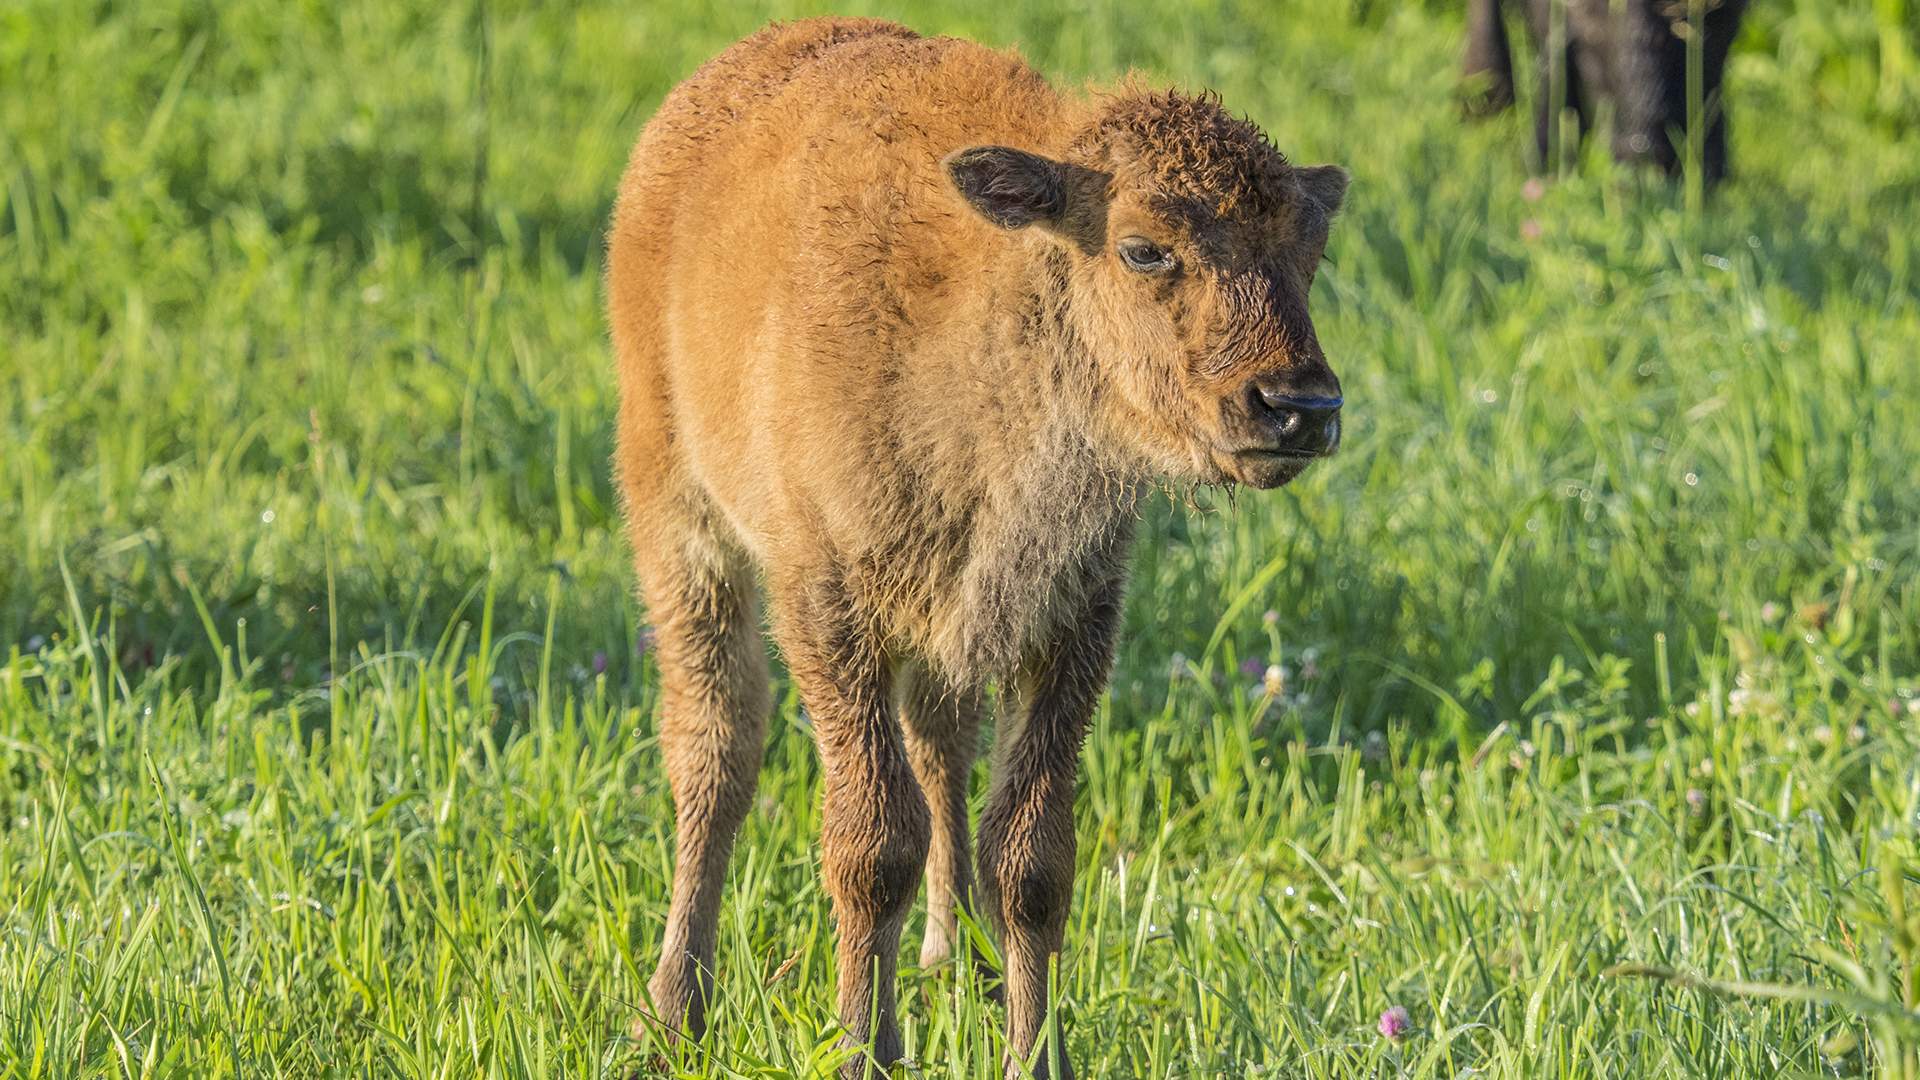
left=608, top=18, right=1348, bottom=1079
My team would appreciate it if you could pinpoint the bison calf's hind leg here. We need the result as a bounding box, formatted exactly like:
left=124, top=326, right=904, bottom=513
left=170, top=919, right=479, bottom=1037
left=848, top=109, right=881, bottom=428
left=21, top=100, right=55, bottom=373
left=635, top=526, right=771, bottom=1045
left=775, top=574, right=932, bottom=1078
left=898, top=663, right=986, bottom=970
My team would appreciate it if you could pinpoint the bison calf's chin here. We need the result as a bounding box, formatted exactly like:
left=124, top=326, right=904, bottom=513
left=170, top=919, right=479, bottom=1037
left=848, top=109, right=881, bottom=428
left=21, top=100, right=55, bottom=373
left=609, top=17, right=1348, bottom=1078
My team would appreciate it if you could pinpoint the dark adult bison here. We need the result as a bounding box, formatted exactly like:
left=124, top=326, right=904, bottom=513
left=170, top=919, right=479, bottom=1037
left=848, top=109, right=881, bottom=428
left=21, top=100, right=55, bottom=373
left=608, top=16, right=1349, bottom=1079
left=1465, top=0, right=1749, bottom=184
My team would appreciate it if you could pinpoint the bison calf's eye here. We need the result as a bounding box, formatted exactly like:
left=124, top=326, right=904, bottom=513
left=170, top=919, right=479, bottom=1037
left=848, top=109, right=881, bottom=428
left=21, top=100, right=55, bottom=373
left=1117, top=236, right=1175, bottom=274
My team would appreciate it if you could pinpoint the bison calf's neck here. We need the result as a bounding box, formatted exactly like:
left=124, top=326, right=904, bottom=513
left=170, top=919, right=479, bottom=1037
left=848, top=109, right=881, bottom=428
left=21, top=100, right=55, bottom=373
left=609, top=17, right=1347, bottom=1078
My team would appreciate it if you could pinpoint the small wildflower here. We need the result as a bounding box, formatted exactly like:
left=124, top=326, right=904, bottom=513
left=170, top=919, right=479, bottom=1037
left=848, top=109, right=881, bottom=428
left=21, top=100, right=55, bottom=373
left=1521, top=177, right=1546, bottom=203
left=635, top=628, right=656, bottom=660
left=1907, top=698, right=1920, bottom=718
left=1377, top=1005, right=1411, bottom=1041
left=1759, top=601, right=1782, bottom=623
left=1169, top=652, right=1188, bottom=681
left=1240, top=656, right=1265, bottom=680
left=1811, top=724, right=1834, bottom=746
left=1685, top=788, right=1707, bottom=815
left=1726, top=687, right=1780, bottom=719
left=1520, top=218, right=1543, bottom=241
left=1264, top=664, right=1287, bottom=697
left=592, top=650, right=608, bottom=676
left=25, top=635, right=45, bottom=653
left=1261, top=609, right=1280, bottom=627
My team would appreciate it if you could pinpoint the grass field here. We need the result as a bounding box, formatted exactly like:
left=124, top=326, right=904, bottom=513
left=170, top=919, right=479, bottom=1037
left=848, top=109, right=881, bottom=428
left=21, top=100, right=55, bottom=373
left=4, top=0, right=1920, bottom=1076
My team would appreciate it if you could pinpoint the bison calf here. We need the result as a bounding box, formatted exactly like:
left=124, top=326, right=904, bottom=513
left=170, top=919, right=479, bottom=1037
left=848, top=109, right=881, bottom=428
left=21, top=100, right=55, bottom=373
left=609, top=18, right=1347, bottom=1078
left=1465, top=0, right=1749, bottom=184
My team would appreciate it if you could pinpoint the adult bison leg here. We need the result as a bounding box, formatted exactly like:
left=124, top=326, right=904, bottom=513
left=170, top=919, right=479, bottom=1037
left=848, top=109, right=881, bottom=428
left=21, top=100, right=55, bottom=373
left=979, top=571, right=1126, bottom=1080
left=634, top=505, right=771, bottom=1043
left=773, top=568, right=931, bottom=1078
left=1462, top=0, right=1515, bottom=116
left=1533, top=30, right=1593, bottom=175
left=898, top=661, right=986, bottom=969
left=1696, top=0, right=1748, bottom=185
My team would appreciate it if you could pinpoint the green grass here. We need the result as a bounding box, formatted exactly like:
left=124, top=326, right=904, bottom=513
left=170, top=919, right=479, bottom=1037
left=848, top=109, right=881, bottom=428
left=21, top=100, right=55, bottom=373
left=4, top=0, right=1920, bottom=1076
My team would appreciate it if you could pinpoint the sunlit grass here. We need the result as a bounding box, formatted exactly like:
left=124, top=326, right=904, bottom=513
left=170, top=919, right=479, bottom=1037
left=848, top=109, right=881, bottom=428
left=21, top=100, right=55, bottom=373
left=2, top=1, right=1919, bottom=1076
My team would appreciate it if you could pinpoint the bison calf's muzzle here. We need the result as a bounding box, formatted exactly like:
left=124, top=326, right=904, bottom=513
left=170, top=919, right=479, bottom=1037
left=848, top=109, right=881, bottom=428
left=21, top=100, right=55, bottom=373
left=1223, top=377, right=1344, bottom=488
left=1251, top=384, right=1343, bottom=457
left=610, top=17, right=1349, bottom=1079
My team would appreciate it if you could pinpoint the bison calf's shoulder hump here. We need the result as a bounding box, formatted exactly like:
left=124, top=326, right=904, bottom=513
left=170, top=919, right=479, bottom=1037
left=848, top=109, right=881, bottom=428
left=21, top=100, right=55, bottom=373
left=609, top=17, right=1349, bottom=1079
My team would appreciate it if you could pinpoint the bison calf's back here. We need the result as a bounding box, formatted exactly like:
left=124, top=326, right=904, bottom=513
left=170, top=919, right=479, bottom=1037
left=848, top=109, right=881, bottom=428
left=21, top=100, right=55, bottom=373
left=609, top=17, right=1349, bottom=1078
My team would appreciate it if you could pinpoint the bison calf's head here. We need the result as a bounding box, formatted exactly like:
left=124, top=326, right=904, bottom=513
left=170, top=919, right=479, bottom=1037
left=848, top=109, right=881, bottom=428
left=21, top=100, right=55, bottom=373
left=944, top=93, right=1349, bottom=490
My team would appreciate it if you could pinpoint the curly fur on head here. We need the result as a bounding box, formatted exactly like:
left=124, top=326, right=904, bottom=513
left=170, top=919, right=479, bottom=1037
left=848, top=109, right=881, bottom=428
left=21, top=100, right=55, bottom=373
left=1079, top=87, right=1295, bottom=219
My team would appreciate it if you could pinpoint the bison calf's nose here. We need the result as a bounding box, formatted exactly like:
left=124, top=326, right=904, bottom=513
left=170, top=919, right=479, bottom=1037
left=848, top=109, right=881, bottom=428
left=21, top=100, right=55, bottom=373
left=1252, top=384, right=1343, bottom=456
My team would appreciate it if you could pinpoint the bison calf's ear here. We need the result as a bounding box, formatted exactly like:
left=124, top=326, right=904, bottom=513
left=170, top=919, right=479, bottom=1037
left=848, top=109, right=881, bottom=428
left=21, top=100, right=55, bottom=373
left=1296, top=164, right=1350, bottom=217
left=944, top=145, right=1066, bottom=230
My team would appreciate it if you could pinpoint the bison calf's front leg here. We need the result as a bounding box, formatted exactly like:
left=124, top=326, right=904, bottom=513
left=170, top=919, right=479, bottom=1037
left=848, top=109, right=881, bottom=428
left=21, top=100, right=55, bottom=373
left=777, top=581, right=932, bottom=1078
left=979, top=578, right=1124, bottom=1080
left=979, top=752, right=1079, bottom=1080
